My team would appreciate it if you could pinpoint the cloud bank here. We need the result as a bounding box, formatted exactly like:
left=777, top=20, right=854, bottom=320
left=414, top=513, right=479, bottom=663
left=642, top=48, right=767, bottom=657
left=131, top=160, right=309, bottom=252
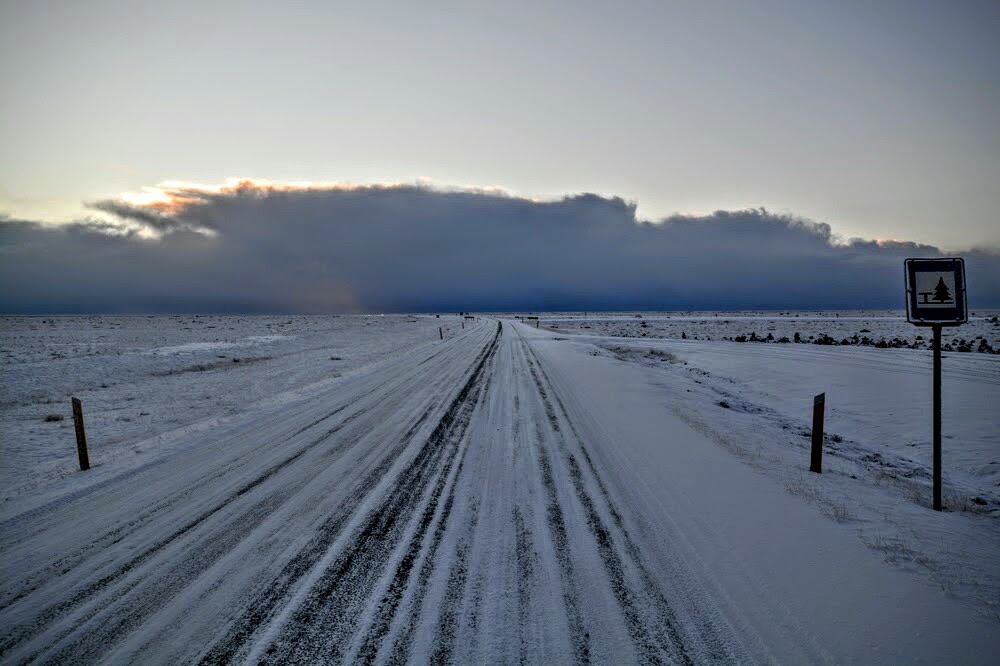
left=2, top=181, right=998, bottom=313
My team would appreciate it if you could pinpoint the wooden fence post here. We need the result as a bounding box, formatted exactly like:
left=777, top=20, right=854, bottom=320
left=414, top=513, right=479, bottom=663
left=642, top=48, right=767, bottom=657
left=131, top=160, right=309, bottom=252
left=810, top=393, right=825, bottom=473
left=72, top=397, right=90, bottom=471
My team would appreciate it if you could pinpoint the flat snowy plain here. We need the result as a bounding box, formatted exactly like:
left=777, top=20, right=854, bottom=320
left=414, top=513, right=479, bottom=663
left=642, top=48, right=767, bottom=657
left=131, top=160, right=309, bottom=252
left=1, top=312, right=998, bottom=663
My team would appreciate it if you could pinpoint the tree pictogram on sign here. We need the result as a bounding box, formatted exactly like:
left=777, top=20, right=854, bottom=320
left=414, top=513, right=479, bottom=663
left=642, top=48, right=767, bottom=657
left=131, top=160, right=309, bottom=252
left=932, top=277, right=953, bottom=304
left=914, top=271, right=958, bottom=308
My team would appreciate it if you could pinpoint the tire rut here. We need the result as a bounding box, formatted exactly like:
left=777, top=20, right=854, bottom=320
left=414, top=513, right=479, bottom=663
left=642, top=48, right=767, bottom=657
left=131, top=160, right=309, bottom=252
left=426, top=496, right=480, bottom=665
left=4, top=389, right=428, bottom=665
left=529, top=343, right=741, bottom=663
left=0, top=371, right=403, bottom=618
left=204, top=323, right=501, bottom=664
left=520, top=344, right=592, bottom=666
left=2, top=328, right=489, bottom=664
left=512, top=504, right=537, bottom=665
left=516, top=328, right=692, bottom=665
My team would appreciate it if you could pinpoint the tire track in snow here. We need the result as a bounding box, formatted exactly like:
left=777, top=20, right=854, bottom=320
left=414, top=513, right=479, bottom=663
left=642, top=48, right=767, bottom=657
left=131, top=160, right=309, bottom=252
left=512, top=504, right=537, bottom=665
left=227, top=323, right=502, bottom=664
left=378, top=450, right=485, bottom=664
left=1, top=403, right=370, bottom=660
left=518, top=326, right=751, bottom=663
left=255, top=323, right=500, bottom=663
left=524, top=359, right=593, bottom=664
left=426, top=497, right=480, bottom=664
left=529, top=344, right=745, bottom=663
left=0, top=344, right=463, bottom=620
left=5, top=384, right=434, bottom=665
left=353, top=439, right=476, bottom=664
left=517, top=328, right=691, bottom=664
left=0, top=396, right=361, bottom=616
left=35, top=489, right=297, bottom=664
left=1, top=327, right=491, bottom=664
left=194, top=329, right=494, bottom=665
left=195, top=405, right=438, bottom=665
left=497, top=333, right=593, bottom=664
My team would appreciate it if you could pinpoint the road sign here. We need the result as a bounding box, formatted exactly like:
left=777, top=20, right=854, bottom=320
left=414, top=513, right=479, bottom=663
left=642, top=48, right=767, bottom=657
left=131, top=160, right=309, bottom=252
left=904, top=257, right=968, bottom=511
left=904, top=258, right=967, bottom=326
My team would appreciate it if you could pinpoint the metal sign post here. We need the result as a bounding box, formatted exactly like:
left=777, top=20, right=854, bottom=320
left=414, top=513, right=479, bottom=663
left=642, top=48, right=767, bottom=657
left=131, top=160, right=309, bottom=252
left=904, top=258, right=967, bottom=511
left=932, top=323, right=942, bottom=510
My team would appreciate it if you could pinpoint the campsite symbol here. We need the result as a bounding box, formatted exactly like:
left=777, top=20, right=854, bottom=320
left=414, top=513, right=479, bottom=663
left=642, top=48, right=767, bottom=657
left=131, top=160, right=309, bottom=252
left=913, top=271, right=957, bottom=309
left=919, top=276, right=954, bottom=305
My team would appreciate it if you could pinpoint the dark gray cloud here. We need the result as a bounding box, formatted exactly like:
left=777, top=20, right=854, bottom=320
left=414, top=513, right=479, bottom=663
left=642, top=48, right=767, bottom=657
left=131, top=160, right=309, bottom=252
left=2, top=185, right=998, bottom=313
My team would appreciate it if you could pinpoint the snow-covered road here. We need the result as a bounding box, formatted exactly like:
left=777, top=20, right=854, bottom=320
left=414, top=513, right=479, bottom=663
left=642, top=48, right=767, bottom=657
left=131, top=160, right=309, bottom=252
left=1, top=320, right=996, bottom=664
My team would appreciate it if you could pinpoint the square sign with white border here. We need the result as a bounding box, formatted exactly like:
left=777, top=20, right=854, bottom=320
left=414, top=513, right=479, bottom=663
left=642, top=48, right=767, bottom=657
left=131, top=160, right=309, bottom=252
left=905, top=258, right=967, bottom=326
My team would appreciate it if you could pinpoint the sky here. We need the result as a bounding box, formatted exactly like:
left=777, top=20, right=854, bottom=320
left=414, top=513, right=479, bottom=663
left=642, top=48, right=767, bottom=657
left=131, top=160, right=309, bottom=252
left=1, top=1, right=999, bottom=312
left=3, top=0, right=999, bottom=247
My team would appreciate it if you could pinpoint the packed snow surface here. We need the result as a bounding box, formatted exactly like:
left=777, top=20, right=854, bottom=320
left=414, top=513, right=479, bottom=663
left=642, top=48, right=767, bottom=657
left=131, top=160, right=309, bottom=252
left=1, top=313, right=998, bottom=663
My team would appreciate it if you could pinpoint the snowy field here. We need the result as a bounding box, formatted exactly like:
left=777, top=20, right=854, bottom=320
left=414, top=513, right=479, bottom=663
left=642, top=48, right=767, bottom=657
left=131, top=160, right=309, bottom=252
left=539, top=309, right=1000, bottom=352
left=0, top=314, right=455, bottom=505
left=1, top=313, right=998, bottom=663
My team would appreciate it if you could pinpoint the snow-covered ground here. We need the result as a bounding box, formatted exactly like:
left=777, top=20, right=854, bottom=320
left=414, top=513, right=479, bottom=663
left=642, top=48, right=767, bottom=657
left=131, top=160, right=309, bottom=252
left=0, top=314, right=457, bottom=505
left=532, top=311, right=1000, bottom=623
left=538, top=309, right=1000, bottom=352
left=1, top=314, right=997, bottom=663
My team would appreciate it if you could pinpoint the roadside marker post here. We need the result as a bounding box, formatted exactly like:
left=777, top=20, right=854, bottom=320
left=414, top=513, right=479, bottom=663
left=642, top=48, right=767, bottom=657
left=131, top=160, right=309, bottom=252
left=71, top=397, right=90, bottom=471
left=932, top=323, right=942, bottom=510
left=904, top=258, right=967, bottom=511
left=810, top=393, right=825, bottom=473
left=439, top=327, right=443, bottom=340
